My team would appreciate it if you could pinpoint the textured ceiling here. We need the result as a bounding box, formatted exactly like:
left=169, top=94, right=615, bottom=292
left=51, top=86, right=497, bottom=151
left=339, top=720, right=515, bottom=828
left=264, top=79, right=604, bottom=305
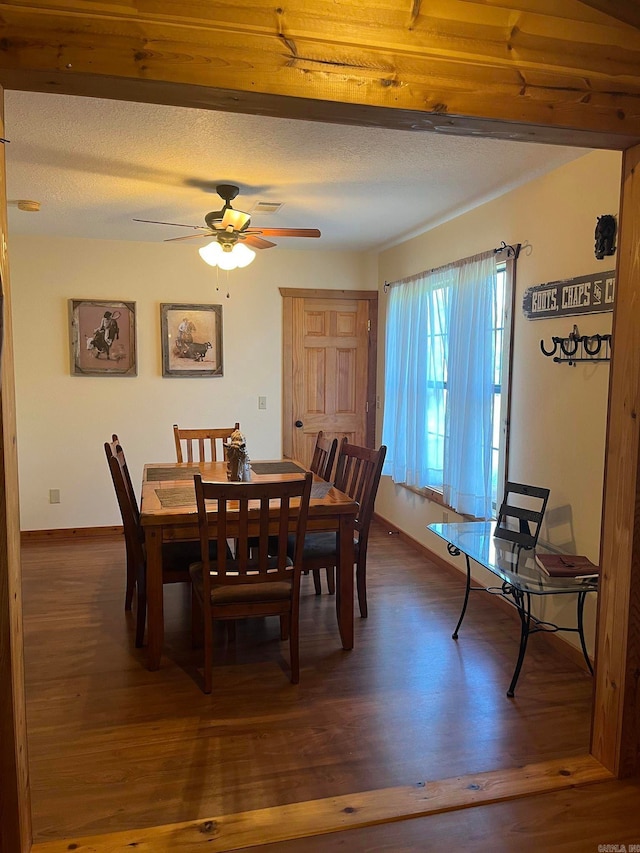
left=4, top=91, right=589, bottom=252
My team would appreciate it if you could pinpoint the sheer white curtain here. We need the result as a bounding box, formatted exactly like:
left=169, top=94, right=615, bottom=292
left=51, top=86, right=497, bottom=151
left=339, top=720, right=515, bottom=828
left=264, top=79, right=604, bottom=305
left=382, top=265, right=452, bottom=489
left=382, top=251, right=497, bottom=518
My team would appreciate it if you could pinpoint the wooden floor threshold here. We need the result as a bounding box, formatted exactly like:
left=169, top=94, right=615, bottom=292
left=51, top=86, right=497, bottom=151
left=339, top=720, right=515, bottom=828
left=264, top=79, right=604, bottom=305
left=31, top=754, right=611, bottom=853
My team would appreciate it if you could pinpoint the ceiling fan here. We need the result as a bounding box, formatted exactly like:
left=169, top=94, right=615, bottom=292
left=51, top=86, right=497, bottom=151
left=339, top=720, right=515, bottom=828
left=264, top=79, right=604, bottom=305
left=133, top=184, right=320, bottom=268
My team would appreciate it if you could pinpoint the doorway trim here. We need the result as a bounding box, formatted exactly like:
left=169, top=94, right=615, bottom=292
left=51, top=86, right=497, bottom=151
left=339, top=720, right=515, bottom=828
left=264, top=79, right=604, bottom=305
left=1, top=32, right=639, bottom=851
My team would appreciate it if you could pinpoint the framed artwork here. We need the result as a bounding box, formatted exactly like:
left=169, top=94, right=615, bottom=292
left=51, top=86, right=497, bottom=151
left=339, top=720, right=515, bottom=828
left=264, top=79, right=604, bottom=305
left=161, top=303, right=223, bottom=377
left=69, top=299, right=137, bottom=376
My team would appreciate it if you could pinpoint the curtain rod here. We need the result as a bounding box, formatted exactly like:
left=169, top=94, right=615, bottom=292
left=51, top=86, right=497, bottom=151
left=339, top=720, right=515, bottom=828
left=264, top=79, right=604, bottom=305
left=383, top=241, right=520, bottom=293
left=494, top=240, right=519, bottom=259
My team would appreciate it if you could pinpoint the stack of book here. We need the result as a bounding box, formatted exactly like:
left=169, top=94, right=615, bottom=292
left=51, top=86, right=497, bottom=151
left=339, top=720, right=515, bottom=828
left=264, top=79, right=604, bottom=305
left=534, top=553, right=600, bottom=579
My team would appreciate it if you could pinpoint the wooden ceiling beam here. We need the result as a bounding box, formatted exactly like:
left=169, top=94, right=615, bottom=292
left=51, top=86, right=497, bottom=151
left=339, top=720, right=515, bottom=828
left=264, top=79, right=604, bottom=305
left=0, top=2, right=639, bottom=146
left=4, top=1, right=640, bottom=73
left=0, top=0, right=640, bottom=148
left=2, top=66, right=638, bottom=151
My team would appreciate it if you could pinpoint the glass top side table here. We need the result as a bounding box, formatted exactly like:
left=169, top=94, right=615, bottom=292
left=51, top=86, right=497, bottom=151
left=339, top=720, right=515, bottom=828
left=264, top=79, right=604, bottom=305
left=428, top=521, right=598, bottom=697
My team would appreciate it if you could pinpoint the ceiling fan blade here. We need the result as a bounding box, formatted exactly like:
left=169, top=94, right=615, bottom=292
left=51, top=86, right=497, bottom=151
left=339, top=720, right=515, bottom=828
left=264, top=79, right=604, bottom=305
left=133, top=218, right=208, bottom=230
left=243, top=234, right=277, bottom=250
left=164, top=232, right=214, bottom=243
left=245, top=228, right=321, bottom=238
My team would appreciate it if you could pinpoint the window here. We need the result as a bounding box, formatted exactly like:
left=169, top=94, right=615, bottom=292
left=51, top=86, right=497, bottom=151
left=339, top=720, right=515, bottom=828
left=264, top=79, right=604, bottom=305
left=382, top=251, right=514, bottom=519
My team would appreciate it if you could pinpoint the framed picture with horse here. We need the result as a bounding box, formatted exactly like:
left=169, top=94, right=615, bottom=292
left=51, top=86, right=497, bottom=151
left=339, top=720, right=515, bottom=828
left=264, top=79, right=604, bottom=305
left=69, top=299, right=137, bottom=377
left=160, top=303, right=223, bottom=378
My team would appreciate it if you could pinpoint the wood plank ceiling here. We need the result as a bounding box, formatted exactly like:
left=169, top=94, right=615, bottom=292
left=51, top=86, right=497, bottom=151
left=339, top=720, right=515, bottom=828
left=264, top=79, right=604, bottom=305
left=0, top=1, right=639, bottom=148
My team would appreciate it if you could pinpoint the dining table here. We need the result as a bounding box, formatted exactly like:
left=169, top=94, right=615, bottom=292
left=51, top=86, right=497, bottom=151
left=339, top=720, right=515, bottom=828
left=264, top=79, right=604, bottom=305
left=139, top=458, right=358, bottom=670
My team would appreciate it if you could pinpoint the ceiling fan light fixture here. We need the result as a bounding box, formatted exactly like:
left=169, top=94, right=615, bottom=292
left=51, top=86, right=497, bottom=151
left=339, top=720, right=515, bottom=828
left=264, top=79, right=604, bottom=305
left=198, top=240, right=224, bottom=267
left=233, top=242, right=256, bottom=268
left=220, top=208, right=251, bottom=232
left=217, top=249, right=240, bottom=271
left=135, top=185, right=319, bottom=266
left=198, top=239, right=256, bottom=270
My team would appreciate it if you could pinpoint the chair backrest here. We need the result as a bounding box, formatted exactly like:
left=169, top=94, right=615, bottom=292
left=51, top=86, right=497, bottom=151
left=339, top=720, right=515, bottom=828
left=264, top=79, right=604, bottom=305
left=104, top=438, right=144, bottom=564
left=105, top=434, right=139, bottom=525
left=309, top=431, right=338, bottom=482
left=334, top=442, right=387, bottom=548
left=173, top=423, right=240, bottom=463
left=494, top=481, right=550, bottom=549
left=194, top=473, right=312, bottom=600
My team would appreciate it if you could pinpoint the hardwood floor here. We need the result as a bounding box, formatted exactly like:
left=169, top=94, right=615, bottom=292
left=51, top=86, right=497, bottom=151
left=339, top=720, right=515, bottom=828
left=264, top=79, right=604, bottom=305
left=21, top=523, right=595, bottom=843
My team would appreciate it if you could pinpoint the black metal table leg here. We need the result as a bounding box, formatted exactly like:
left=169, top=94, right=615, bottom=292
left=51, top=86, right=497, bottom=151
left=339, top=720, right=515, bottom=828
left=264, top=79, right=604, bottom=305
left=577, top=589, right=594, bottom=675
left=452, top=548, right=471, bottom=640
left=507, top=587, right=531, bottom=698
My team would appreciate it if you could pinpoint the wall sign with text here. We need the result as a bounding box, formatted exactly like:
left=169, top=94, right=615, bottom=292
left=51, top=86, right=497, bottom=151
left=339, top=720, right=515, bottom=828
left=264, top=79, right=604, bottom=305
left=522, top=271, right=615, bottom=320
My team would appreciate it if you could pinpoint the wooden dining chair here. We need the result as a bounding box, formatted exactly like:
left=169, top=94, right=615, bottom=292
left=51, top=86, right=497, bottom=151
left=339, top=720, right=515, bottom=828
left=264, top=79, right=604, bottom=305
left=295, top=442, right=386, bottom=615
left=173, top=423, right=240, bottom=463
left=191, top=472, right=312, bottom=694
left=494, top=481, right=550, bottom=550
left=105, top=436, right=199, bottom=647
left=105, top=434, right=139, bottom=612
left=253, top=433, right=337, bottom=569
left=309, top=431, right=339, bottom=482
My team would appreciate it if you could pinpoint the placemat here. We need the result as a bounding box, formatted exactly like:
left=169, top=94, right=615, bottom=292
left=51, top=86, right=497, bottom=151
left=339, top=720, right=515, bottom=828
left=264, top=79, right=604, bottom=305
left=250, top=461, right=306, bottom=475
left=147, top=466, right=199, bottom=482
left=311, top=481, right=333, bottom=500
left=155, top=479, right=330, bottom=506
left=155, top=487, right=195, bottom=507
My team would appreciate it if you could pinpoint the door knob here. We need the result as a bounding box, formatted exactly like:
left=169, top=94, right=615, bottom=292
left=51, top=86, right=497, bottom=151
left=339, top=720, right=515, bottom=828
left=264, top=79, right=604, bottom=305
left=295, top=420, right=303, bottom=428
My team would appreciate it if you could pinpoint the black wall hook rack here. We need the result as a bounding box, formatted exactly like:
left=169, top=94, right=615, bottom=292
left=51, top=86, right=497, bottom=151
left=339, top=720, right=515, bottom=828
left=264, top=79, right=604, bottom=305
left=540, top=324, right=612, bottom=366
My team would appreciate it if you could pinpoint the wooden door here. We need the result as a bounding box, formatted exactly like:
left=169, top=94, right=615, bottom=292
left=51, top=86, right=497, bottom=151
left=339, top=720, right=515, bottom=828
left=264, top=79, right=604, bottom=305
left=281, top=289, right=377, bottom=468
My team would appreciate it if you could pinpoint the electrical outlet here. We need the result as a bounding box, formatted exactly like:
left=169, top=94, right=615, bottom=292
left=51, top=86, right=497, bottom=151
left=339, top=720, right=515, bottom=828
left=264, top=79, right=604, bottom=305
left=258, top=396, right=267, bottom=410
left=49, top=489, right=60, bottom=504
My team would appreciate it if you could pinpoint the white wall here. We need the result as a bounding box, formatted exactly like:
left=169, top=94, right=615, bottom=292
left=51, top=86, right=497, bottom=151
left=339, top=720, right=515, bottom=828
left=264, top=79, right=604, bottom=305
left=375, top=149, right=622, bottom=655
left=9, top=236, right=371, bottom=530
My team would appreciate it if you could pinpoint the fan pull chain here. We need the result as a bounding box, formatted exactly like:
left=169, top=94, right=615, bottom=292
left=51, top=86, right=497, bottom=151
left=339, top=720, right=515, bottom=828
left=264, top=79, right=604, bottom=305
left=212, top=267, right=230, bottom=299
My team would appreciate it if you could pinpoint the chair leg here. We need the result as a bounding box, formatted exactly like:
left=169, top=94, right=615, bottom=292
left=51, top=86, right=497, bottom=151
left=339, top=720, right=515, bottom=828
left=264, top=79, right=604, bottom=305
left=203, top=616, right=213, bottom=694
left=356, top=560, right=368, bottom=618
left=191, top=587, right=204, bottom=648
left=125, top=553, right=136, bottom=611
left=289, top=610, right=299, bottom=684
left=280, top=613, right=290, bottom=640
left=312, top=569, right=322, bottom=595
left=134, top=566, right=147, bottom=648
left=326, top=567, right=336, bottom=595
